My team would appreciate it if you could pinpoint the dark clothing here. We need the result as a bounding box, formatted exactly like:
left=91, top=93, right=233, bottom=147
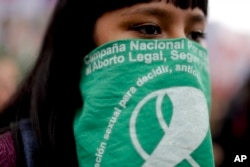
left=17, top=120, right=37, bottom=167
left=0, top=119, right=37, bottom=167
left=0, top=130, right=16, bottom=167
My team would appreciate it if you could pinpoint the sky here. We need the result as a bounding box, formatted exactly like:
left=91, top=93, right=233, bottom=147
left=208, top=0, right=250, bottom=34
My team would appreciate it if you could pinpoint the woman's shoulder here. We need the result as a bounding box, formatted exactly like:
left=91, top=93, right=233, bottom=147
left=0, top=128, right=16, bottom=167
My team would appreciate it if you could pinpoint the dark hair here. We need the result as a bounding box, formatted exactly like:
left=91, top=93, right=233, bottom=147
left=0, top=0, right=208, bottom=166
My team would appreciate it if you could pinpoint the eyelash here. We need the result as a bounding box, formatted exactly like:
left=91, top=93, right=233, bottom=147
left=188, top=31, right=206, bottom=43
left=130, top=23, right=162, bottom=37
left=130, top=23, right=206, bottom=42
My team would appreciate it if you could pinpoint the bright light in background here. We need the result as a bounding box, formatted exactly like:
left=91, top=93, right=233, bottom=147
left=208, top=0, right=250, bottom=34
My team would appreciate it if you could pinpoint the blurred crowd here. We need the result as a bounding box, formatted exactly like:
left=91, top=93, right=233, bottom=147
left=0, top=0, right=56, bottom=111
left=207, top=23, right=250, bottom=166
left=0, top=0, right=56, bottom=74
left=0, top=1, right=250, bottom=166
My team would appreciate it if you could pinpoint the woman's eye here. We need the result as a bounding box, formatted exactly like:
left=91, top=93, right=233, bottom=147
left=188, top=31, right=206, bottom=43
left=130, top=24, right=162, bottom=36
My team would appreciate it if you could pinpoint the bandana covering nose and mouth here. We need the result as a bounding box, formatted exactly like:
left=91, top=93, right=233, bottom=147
left=74, top=38, right=214, bottom=167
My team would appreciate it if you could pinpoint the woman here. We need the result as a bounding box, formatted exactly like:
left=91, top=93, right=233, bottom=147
left=0, top=0, right=213, bottom=166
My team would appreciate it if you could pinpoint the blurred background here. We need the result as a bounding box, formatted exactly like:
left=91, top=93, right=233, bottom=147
left=0, top=0, right=56, bottom=111
left=0, top=0, right=249, bottom=166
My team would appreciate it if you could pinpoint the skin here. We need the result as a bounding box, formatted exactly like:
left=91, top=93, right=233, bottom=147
left=94, top=1, right=206, bottom=47
left=0, top=59, right=19, bottom=112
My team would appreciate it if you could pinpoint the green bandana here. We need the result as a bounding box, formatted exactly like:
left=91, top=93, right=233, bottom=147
left=74, top=38, right=214, bottom=167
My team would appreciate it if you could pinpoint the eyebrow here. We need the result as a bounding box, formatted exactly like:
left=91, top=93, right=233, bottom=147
left=120, top=7, right=171, bottom=19
left=120, top=6, right=206, bottom=23
left=188, top=14, right=206, bottom=24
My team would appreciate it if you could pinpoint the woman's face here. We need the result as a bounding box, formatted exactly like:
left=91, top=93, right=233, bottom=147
left=94, top=1, right=206, bottom=46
